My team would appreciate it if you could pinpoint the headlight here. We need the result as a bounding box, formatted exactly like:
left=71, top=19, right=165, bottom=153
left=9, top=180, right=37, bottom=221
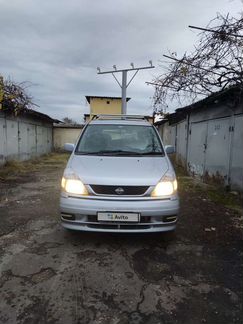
left=151, top=178, right=177, bottom=197
left=61, top=169, right=88, bottom=195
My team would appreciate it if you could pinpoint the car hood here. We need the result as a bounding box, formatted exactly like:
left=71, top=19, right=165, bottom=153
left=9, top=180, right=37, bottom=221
left=69, top=155, right=169, bottom=186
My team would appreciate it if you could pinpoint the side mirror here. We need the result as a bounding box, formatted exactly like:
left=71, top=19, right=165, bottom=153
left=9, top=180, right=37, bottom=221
left=64, top=143, right=75, bottom=152
left=165, top=145, right=175, bottom=154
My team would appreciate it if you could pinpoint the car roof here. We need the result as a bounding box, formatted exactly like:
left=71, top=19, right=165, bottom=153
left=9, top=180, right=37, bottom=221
left=89, top=119, right=152, bottom=126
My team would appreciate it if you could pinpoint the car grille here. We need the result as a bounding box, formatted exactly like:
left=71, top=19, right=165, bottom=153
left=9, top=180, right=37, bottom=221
left=88, top=224, right=151, bottom=230
left=90, top=185, right=149, bottom=196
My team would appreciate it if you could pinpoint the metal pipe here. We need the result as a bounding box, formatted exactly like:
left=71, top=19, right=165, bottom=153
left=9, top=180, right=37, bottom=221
left=122, top=71, right=127, bottom=114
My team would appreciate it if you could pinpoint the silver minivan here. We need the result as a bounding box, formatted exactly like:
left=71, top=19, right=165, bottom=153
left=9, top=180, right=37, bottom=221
left=60, top=115, right=179, bottom=233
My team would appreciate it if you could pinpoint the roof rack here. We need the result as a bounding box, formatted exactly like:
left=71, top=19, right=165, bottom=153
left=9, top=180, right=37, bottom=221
left=91, top=114, right=149, bottom=121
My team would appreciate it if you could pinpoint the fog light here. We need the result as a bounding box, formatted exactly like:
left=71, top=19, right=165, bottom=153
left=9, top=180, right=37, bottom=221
left=61, top=213, right=75, bottom=220
left=163, top=216, right=177, bottom=223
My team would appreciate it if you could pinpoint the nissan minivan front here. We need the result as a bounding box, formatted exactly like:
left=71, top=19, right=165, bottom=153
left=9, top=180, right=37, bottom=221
left=60, top=115, right=179, bottom=233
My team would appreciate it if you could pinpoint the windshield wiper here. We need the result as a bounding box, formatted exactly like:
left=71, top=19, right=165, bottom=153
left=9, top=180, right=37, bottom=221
left=138, top=151, right=164, bottom=156
left=75, top=151, right=100, bottom=155
left=76, top=150, right=164, bottom=156
left=76, top=150, right=139, bottom=155
left=95, top=150, right=141, bottom=155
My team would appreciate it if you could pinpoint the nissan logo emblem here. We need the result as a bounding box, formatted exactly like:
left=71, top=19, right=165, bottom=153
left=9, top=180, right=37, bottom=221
left=115, top=187, right=124, bottom=195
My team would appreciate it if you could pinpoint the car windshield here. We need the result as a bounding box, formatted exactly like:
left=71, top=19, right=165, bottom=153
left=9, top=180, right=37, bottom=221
left=76, top=124, right=164, bottom=156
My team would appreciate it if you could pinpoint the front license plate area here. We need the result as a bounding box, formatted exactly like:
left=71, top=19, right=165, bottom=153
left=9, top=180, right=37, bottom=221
left=97, top=212, right=140, bottom=223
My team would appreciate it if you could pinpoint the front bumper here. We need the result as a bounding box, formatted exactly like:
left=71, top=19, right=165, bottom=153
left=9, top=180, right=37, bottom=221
left=60, top=194, right=179, bottom=233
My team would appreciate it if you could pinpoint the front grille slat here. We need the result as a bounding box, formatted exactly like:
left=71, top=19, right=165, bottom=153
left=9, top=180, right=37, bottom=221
left=90, top=185, right=149, bottom=196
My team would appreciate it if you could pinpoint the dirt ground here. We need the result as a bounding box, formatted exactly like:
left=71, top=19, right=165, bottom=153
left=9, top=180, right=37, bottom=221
left=0, top=153, right=242, bottom=324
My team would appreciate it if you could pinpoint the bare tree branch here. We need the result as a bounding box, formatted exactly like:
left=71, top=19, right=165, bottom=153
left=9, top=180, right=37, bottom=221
left=0, top=76, right=37, bottom=115
left=152, top=14, right=243, bottom=113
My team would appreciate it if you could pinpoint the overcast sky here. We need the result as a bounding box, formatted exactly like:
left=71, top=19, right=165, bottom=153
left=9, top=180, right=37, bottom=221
left=0, top=0, right=242, bottom=122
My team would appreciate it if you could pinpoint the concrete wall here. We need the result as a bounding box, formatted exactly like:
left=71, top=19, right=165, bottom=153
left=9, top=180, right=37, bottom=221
left=53, top=127, right=83, bottom=150
left=90, top=97, right=122, bottom=116
left=0, top=112, right=52, bottom=165
left=158, top=105, right=243, bottom=190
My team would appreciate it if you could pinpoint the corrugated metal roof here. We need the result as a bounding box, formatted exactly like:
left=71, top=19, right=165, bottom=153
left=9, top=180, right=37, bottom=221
left=2, top=107, right=60, bottom=123
left=176, top=85, right=243, bottom=113
left=155, top=85, right=243, bottom=126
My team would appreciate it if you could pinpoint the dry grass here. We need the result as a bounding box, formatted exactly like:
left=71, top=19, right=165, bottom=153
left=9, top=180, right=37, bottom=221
left=0, top=153, right=69, bottom=181
left=174, top=163, right=243, bottom=214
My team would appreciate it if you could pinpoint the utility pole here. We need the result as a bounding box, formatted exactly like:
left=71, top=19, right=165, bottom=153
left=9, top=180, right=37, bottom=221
left=97, top=62, right=155, bottom=114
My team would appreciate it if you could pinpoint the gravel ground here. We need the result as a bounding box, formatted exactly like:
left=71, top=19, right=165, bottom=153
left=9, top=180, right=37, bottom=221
left=0, top=153, right=242, bottom=324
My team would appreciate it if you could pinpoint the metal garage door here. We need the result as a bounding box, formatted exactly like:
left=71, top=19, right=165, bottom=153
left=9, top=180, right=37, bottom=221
left=187, top=121, right=208, bottom=176
left=204, top=118, right=230, bottom=182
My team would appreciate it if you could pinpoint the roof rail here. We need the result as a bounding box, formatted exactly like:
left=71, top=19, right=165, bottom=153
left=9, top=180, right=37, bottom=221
left=91, top=114, right=149, bottom=121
